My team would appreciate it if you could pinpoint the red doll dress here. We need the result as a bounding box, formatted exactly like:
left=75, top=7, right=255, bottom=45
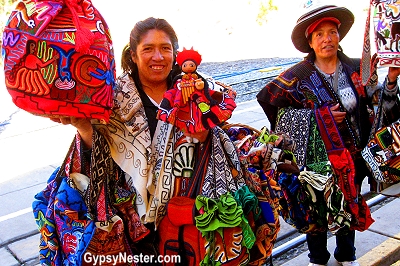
left=157, top=76, right=236, bottom=133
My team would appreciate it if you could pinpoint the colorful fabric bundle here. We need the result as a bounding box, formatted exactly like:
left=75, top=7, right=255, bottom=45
left=33, top=167, right=96, bottom=265
left=223, top=124, right=302, bottom=264
left=195, top=191, right=252, bottom=266
left=32, top=131, right=148, bottom=265
left=362, top=84, right=400, bottom=185
left=3, top=0, right=115, bottom=121
left=278, top=171, right=327, bottom=233
left=273, top=106, right=371, bottom=234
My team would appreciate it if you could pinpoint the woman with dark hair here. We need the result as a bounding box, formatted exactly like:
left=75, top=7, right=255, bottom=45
left=257, top=5, right=400, bottom=266
left=33, top=17, right=210, bottom=264
left=33, top=16, right=248, bottom=265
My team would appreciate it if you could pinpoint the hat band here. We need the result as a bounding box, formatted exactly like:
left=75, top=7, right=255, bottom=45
left=305, top=17, right=341, bottom=38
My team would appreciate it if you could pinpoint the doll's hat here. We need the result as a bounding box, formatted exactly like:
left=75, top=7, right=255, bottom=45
left=291, top=5, right=354, bottom=53
left=176, top=47, right=202, bottom=66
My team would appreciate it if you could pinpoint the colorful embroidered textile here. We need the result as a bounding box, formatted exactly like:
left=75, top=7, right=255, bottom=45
left=3, top=0, right=115, bottom=121
left=276, top=107, right=313, bottom=166
left=257, top=51, right=373, bottom=152
left=315, top=106, right=374, bottom=231
left=363, top=124, right=400, bottom=183
left=195, top=192, right=251, bottom=265
left=277, top=171, right=326, bottom=233
left=362, top=87, right=400, bottom=184
left=93, top=72, right=171, bottom=221
left=324, top=176, right=351, bottom=234
left=33, top=167, right=95, bottom=265
left=33, top=130, right=150, bottom=265
left=369, top=1, right=400, bottom=67
left=274, top=107, right=353, bottom=234
left=224, top=125, right=289, bottom=263
left=200, top=126, right=246, bottom=198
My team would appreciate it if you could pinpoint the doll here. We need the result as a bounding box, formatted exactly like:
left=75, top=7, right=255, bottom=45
left=157, top=47, right=236, bottom=141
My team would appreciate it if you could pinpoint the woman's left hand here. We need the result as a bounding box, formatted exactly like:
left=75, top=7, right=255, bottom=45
left=387, top=67, right=400, bottom=82
left=330, top=104, right=347, bottom=124
left=184, top=130, right=210, bottom=143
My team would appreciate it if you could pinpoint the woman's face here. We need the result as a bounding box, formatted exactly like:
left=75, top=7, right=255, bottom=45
left=132, top=29, right=174, bottom=86
left=308, top=21, right=339, bottom=60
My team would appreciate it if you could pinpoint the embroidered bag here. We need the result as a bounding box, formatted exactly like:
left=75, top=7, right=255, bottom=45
left=361, top=0, right=400, bottom=88
left=362, top=86, right=400, bottom=187
left=364, top=0, right=400, bottom=68
left=315, top=107, right=374, bottom=231
left=2, top=0, right=115, bottom=122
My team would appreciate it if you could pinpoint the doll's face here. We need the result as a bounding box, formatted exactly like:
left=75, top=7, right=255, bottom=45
left=182, top=60, right=197, bottom=73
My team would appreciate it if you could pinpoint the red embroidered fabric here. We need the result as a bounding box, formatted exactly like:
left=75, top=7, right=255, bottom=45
left=3, top=0, right=115, bottom=121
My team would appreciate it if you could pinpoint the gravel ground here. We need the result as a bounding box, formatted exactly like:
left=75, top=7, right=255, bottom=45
left=198, top=57, right=302, bottom=103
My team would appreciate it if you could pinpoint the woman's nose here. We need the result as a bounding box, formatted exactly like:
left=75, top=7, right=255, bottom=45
left=153, top=50, right=164, bottom=60
left=323, top=33, right=332, bottom=42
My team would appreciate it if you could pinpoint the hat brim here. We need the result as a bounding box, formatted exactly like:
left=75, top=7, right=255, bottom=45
left=291, top=5, right=354, bottom=53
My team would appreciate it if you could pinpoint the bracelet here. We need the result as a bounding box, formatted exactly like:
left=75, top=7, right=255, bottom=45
left=387, top=76, right=398, bottom=85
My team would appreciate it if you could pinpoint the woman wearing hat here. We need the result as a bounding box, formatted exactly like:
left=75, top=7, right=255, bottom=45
left=257, top=5, right=400, bottom=266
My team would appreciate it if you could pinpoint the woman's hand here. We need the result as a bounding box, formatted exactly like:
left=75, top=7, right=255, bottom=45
left=184, top=129, right=210, bottom=143
left=387, top=67, right=400, bottom=88
left=330, top=104, right=347, bottom=124
left=50, top=116, right=93, bottom=148
left=387, top=67, right=400, bottom=82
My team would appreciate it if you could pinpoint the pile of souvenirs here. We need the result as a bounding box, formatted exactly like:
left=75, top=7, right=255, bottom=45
left=191, top=121, right=372, bottom=265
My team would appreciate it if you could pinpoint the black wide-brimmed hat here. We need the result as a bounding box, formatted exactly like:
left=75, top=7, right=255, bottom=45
left=291, top=5, right=354, bottom=53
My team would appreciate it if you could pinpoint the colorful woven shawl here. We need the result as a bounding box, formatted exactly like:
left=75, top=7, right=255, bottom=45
left=257, top=51, right=372, bottom=152
left=92, top=72, right=176, bottom=221
left=257, top=55, right=373, bottom=232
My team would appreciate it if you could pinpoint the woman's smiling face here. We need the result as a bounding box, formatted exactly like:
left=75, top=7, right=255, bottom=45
left=132, top=29, right=174, bottom=86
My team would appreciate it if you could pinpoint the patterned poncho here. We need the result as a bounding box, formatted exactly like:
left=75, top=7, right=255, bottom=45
left=257, top=51, right=376, bottom=232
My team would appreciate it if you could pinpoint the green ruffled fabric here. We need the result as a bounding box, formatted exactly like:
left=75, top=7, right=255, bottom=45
left=196, top=193, right=244, bottom=265
left=233, top=186, right=259, bottom=249
left=195, top=193, right=243, bottom=233
left=195, top=188, right=258, bottom=255
left=233, top=185, right=261, bottom=220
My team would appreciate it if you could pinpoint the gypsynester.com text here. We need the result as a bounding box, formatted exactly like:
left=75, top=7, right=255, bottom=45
left=83, top=252, right=181, bottom=265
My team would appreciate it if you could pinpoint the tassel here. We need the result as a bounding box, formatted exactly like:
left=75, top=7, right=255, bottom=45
left=74, top=26, right=95, bottom=53
left=65, top=0, right=95, bottom=54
